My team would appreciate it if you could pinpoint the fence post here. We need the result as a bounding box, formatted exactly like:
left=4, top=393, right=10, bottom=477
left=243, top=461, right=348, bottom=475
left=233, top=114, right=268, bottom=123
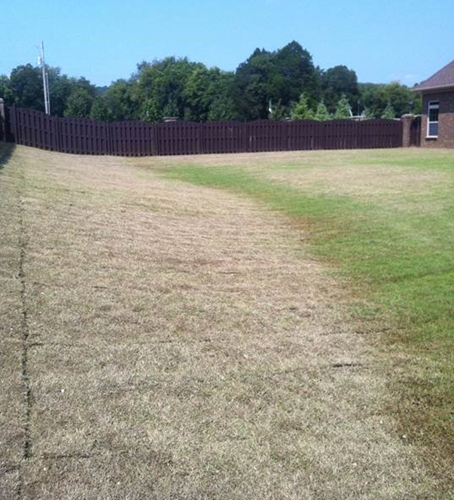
left=0, top=98, right=5, bottom=141
left=9, top=106, right=18, bottom=143
left=401, top=114, right=414, bottom=148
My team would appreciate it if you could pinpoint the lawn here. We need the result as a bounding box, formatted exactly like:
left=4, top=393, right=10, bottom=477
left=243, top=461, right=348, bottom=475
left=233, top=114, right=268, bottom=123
left=0, top=144, right=453, bottom=498
left=161, top=148, right=454, bottom=465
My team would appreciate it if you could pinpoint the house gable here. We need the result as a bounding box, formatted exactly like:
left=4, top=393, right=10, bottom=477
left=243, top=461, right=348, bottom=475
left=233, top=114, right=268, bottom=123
left=413, top=60, right=454, bottom=92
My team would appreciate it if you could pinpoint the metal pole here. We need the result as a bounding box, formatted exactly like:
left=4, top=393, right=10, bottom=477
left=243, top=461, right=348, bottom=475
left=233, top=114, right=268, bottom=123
left=46, top=71, right=51, bottom=115
left=41, top=41, right=50, bottom=114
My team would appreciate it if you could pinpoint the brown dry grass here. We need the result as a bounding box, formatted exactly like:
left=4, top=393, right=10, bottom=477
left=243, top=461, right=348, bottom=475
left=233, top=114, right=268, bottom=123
left=0, top=145, right=446, bottom=499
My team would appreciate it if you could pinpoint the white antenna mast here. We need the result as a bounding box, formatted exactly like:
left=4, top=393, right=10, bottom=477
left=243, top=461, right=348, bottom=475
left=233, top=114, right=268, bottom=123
left=40, top=41, right=51, bottom=114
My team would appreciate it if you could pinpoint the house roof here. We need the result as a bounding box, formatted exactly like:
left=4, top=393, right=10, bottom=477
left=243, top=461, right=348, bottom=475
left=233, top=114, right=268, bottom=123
left=413, top=59, right=454, bottom=92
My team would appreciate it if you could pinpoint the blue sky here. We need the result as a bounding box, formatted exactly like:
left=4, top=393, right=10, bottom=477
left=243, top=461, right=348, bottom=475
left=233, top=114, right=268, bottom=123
left=1, top=0, right=453, bottom=87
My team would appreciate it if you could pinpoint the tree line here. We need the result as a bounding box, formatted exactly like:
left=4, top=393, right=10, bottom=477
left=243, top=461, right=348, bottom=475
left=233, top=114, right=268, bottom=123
left=0, top=41, right=421, bottom=122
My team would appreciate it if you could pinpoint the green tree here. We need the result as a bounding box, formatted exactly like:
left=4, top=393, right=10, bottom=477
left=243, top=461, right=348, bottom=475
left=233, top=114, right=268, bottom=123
left=234, top=41, right=320, bottom=120
left=361, top=107, right=374, bottom=119
left=8, top=64, right=44, bottom=110
left=133, top=57, right=201, bottom=121
left=90, top=97, right=110, bottom=121
left=183, top=66, right=213, bottom=121
left=273, top=41, right=321, bottom=105
left=314, top=101, right=331, bottom=121
left=183, top=67, right=237, bottom=121
left=359, top=81, right=421, bottom=118
left=1, top=64, right=98, bottom=117
left=0, top=75, right=13, bottom=105
left=321, top=65, right=359, bottom=113
left=269, top=99, right=290, bottom=120
left=207, top=97, right=238, bottom=121
left=91, top=80, right=136, bottom=121
left=381, top=101, right=396, bottom=119
left=334, top=95, right=352, bottom=119
left=49, top=72, right=75, bottom=117
left=233, top=49, right=274, bottom=120
left=64, top=87, right=95, bottom=118
left=358, top=82, right=381, bottom=116
left=162, top=99, right=179, bottom=118
left=291, top=93, right=315, bottom=120
left=140, top=98, right=160, bottom=122
left=207, top=72, right=239, bottom=120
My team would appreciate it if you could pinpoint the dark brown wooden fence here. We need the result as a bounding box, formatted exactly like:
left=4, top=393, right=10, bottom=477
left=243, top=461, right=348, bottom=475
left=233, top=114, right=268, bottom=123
left=3, top=106, right=404, bottom=156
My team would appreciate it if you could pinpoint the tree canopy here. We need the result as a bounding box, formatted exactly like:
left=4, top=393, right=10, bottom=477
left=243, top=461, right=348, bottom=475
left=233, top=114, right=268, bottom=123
left=0, top=42, right=421, bottom=122
left=235, top=41, right=320, bottom=120
left=321, top=65, right=359, bottom=113
left=358, top=81, right=421, bottom=117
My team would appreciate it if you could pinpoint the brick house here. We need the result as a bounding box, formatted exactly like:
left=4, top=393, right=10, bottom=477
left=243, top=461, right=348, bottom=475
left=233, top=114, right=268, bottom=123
left=413, top=60, right=454, bottom=148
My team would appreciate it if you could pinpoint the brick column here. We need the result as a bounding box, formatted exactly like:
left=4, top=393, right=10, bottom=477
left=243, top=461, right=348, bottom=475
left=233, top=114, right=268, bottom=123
left=401, top=114, right=415, bottom=147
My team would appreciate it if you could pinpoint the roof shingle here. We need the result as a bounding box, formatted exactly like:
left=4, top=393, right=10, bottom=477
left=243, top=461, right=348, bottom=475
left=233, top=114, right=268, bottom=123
left=413, top=59, right=454, bottom=92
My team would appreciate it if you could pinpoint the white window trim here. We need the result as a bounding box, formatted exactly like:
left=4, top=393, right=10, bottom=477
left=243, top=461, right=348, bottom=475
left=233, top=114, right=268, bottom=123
left=427, top=101, right=439, bottom=139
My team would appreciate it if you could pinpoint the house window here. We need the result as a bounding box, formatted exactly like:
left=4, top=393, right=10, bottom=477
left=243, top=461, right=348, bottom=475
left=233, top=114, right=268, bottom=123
left=427, top=101, right=439, bottom=138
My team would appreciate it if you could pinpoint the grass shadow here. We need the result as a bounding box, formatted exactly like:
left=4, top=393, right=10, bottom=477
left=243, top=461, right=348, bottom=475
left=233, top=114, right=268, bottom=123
left=0, top=141, right=16, bottom=173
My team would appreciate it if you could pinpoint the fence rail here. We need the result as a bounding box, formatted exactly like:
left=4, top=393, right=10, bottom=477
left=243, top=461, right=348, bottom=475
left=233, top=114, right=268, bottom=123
left=3, top=106, right=404, bottom=157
